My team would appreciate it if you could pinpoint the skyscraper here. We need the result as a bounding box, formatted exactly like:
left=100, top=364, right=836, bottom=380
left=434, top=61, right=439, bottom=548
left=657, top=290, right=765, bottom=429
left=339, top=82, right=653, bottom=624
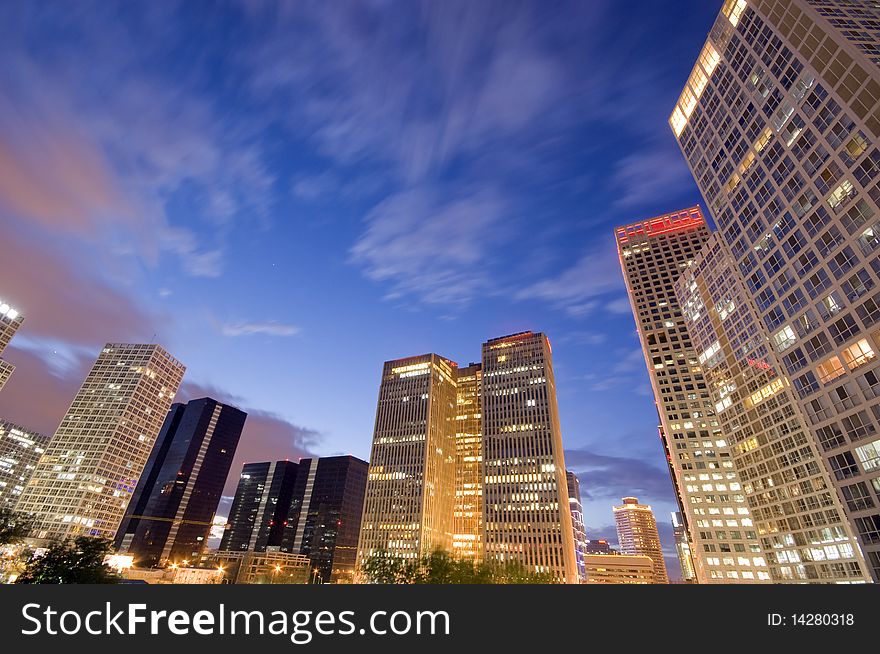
left=671, top=511, right=697, bottom=582
left=357, top=354, right=458, bottom=563
left=616, top=207, right=769, bottom=583
left=671, top=0, right=880, bottom=580
left=675, top=233, right=870, bottom=582
left=481, top=331, right=578, bottom=584
left=220, top=460, right=300, bottom=552
left=0, top=420, right=49, bottom=509
left=566, top=470, right=588, bottom=581
left=17, top=344, right=185, bottom=541
left=0, top=297, right=23, bottom=392
left=613, top=497, right=669, bottom=584
left=114, top=398, right=246, bottom=567
left=281, top=455, right=369, bottom=583
left=453, top=363, right=483, bottom=560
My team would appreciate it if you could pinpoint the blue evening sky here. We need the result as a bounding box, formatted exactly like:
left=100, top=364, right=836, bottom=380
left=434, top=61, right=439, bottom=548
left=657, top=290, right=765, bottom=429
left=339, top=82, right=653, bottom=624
left=0, top=1, right=722, bottom=576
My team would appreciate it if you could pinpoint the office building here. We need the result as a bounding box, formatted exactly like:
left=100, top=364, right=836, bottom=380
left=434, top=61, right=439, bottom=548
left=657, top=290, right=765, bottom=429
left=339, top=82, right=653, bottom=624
left=0, top=298, right=23, bottom=392
left=357, top=354, right=458, bottom=564
left=280, top=455, right=369, bottom=583
left=585, top=539, right=616, bottom=554
left=566, top=470, right=588, bottom=581
left=671, top=511, right=697, bottom=582
left=583, top=554, right=656, bottom=584
left=0, top=420, right=49, bottom=509
left=482, top=331, right=578, bottom=584
left=17, top=344, right=185, bottom=541
left=675, top=234, right=870, bottom=582
left=614, top=497, right=669, bottom=584
left=671, top=0, right=880, bottom=580
left=453, top=363, right=483, bottom=560
left=617, top=207, right=769, bottom=582
left=114, top=398, right=247, bottom=567
left=220, top=460, right=300, bottom=552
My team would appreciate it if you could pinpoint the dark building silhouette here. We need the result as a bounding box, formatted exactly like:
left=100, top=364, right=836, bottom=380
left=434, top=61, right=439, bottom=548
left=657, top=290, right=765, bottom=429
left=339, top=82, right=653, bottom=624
left=281, top=455, right=368, bottom=583
left=219, top=460, right=300, bottom=552
left=115, top=398, right=246, bottom=566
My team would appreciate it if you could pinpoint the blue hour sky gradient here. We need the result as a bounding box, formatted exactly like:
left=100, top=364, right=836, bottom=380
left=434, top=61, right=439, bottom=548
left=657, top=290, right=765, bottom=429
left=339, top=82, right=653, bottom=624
left=0, top=0, right=723, bottom=577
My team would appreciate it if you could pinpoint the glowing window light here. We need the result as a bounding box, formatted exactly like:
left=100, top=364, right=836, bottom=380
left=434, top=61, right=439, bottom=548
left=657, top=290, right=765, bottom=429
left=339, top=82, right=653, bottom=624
left=722, top=0, right=747, bottom=27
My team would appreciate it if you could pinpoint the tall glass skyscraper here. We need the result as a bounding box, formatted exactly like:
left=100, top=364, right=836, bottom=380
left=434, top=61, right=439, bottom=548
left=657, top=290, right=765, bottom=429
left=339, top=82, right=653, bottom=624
left=614, top=497, right=669, bottom=584
left=357, top=354, right=458, bottom=563
left=281, top=455, right=368, bottom=583
left=17, top=343, right=185, bottom=541
left=0, top=420, right=49, bottom=509
left=0, top=296, right=23, bottom=392
left=114, top=397, right=246, bottom=567
left=453, top=363, right=483, bottom=560
left=616, top=207, right=770, bottom=582
left=482, top=331, right=578, bottom=584
left=675, top=233, right=870, bottom=582
left=220, top=460, right=300, bottom=552
left=671, top=0, right=880, bottom=580
left=566, top=470, right=588, bottom=581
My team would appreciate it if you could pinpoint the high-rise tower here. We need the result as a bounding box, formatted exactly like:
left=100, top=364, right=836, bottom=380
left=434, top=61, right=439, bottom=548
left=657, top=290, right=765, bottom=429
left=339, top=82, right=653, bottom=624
left=357, top=354, right=458, bottom=563
left=0, top=297, right=24, bottom=392
left=453, top=363, right=483, bottom=560
left=114, top=398, right=246, bottom=567
left=0, top=420, right=49, bottom=509
left=17, top=344, right=185, bottom=541
left=614, top=497, right=669, bottom=584
left=481, top=331, right=578, bottom=584
left=616, top=207, right=769, bottom=582
left=566, top=470, right=588, bottom=581
left=671, top=0, right=880, bottom=580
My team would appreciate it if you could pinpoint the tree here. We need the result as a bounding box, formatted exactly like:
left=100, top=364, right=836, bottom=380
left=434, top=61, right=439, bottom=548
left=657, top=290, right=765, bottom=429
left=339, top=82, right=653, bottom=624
left=0, top=508, right=34, bottom=546
left=360, top=549, right=559, bottom=584
left=15, top=537, right=120, bottom=584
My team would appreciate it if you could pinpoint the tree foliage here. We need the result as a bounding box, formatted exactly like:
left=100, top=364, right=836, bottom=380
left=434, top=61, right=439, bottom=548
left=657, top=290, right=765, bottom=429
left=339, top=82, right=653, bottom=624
left=0, top=508, right=34, bottom=546
left=361, top=549, right=558, bottom=584
left=15, top=536, right=120, bottom=584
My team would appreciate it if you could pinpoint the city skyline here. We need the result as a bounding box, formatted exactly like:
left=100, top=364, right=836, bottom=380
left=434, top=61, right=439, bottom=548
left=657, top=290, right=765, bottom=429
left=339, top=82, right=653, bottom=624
left=1, top=1, right=758, bottom=579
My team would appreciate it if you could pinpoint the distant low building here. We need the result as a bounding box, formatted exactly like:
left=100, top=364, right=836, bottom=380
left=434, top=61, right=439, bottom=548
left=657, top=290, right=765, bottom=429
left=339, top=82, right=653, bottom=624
left=122, top=566, right=225, bottom=585
left=583, top=554, right=656, bottom=584
left=212, top=549, right=311, bottom=584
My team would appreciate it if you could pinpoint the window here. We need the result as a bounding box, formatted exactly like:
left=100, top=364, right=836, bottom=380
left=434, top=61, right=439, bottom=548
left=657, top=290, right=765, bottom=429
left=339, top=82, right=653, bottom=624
left=772, top=325, right=797, bottom=352
left=842, top=483, right=875, bottom=512
left=816, top=355, right=846, bottom=383
left=855, top=439, right=880, bottom=473
left=829, top=314, right=860, bottom=345
left=828, top=451, right=859, bottom=480
left=842, top=339, right=876, bottom=371
left=855, top=515, right=880, bottom=545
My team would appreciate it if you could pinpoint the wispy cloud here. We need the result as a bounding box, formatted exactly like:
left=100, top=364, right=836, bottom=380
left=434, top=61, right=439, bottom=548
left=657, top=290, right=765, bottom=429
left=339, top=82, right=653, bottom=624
left=219, top=321, right=301, bottom=338
left=516, top=241, right=624, bottom=315
left=350, top=186, right=505, bottom=306
left=611, top=145, right=695, bottom=210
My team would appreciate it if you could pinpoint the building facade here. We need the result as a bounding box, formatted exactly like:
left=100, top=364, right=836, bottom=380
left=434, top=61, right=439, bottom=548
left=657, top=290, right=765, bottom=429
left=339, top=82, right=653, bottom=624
left=17, top=344, right=185, bottom=541
left=220, top=460, right=300, bottom=552
left=583, top=554, right=656, bottom=584
left=280, top=455, right=369, bottom=583
left=0, top=297, right=23, bottom=392
left=481, top=332, right=578, bottom=583
left=675, top=234, right=870, bottom=582
left=671, top=0, right=880, bottom=580
left=614, top=497, right=669, bottom=584
left=114, top=398, right=246, bottom=567
left=671, top=511, right=698, bottom=582
left=566, top=470, right=588, bottom=581
left=617, top=207, right=769, bottom=582
left=357, top=354, right=458, bottom=564
left=453, top=363, right=483, bottom=560
left=0, top=420, right=49, bottom=509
